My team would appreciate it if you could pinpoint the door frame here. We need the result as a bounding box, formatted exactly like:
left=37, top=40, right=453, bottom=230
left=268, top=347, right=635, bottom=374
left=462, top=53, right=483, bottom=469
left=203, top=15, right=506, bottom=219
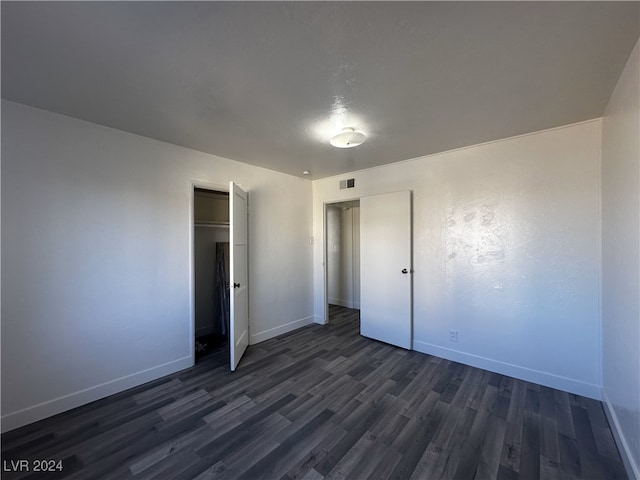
left=188, top=180, right=230, bottom=367
left=229, top=181, right=249, bottom=371
left=322, top=196, right=360, bottom=325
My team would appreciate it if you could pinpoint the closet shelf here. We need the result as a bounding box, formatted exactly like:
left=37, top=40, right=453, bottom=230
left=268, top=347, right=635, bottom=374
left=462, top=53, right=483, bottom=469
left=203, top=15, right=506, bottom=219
left=195, top=221, right=230, bottom=228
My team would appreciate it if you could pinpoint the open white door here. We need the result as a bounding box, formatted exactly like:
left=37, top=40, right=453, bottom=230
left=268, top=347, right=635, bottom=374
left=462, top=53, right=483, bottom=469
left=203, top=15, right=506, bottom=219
left=360, top=191, right=412, bottom=349
left=230, top=181, right=249, bottom=371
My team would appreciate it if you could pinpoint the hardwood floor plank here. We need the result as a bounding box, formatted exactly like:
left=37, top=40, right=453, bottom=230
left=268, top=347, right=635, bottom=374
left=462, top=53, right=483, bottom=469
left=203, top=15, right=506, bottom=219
left=314, top=397, right=391, bottom=476
left=559, top=433, right=582, bottom=477
left=526, top=387, right=541, bottom=415
left=519, top=410, right=542, bottom=480
left=300, top=468, right=325, bottom=480
left=280, top=423, right=348, bottom=480
left=450, top=367, right=483, bottom=410
left=236, top=409, right=336, bottom=480
left=373, top=410, right=410, bottom=448
left=541, top=416, right=561, bottom=465
left=538, top=454, right=565, bottom=480
left=1, top=306, right=627, bottom=480
left=465, top=370, right=493, bottom=411
left=453, top=409, right=492, bottom=479
left=344, top=437, right=391, bottom=480
left=409, top=403, right=462, bottom=479
left=322, top=431, right=377, bottom=480
left=554, top=388, right=577, bottom=438
left=497, top=464, right=520, bottom=480
left=491, top=392, right=511, bottom=420
left=134, top=448, right=201, bottom=480
left=438, top=406, right=479, bottom=478
left=197, top=393, right=297, bottom=462
left=390, top=397, right=435, bottom=459
left=539, top=386, right=557, bottom=419
left=202, top=394, right=254, bottom=424
left=156, top=389, right=211, bottom=419
left=593, top=424, right=622, bottom=461
left=203, top=412, right=293, bottom=480
left=475, top=417, right=508, bottom=480
left=365, top=448, right=403, bottom=480
left=389, top=400, right=446, bottom=479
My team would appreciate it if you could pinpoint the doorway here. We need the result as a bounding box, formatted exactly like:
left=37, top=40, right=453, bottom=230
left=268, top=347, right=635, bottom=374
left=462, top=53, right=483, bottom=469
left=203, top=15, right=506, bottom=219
left=193, top=187, right=230, bottom=365
left=325, top=200, right=361, bottom=324
left=323, top=191, right=413, bottom=349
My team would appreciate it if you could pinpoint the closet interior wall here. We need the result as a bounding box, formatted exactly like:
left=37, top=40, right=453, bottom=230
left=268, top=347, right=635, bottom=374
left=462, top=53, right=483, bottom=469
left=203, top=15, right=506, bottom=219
left=327, top=202, right=360, bottom=310
left=194, top=189, right=230, bottom=339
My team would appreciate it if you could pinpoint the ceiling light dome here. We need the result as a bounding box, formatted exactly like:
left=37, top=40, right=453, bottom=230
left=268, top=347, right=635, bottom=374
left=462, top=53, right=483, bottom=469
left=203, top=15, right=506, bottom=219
left=329, top=127, right=366, bottom=148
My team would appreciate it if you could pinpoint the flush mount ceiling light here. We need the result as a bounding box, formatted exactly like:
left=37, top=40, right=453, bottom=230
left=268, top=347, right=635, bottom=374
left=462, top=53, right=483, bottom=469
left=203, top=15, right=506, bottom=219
left=329, top=127, right=366, bottom=148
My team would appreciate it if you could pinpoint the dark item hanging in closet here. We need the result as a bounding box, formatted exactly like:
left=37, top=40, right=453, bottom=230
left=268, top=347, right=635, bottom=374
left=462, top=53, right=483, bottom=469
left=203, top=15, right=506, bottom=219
left=215, top=242, right=230, bottom=337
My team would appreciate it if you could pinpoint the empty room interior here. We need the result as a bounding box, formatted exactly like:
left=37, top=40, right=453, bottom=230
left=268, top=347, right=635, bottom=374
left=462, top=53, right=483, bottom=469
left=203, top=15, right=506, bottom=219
left=1, top=2, right=639, bottom=479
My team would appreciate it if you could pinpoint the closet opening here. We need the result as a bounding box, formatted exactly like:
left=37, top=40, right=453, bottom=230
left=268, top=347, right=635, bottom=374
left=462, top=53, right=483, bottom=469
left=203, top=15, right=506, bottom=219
left=193, top=187, right=230, bottom=365
left=325, top=200, right=361, bottom=325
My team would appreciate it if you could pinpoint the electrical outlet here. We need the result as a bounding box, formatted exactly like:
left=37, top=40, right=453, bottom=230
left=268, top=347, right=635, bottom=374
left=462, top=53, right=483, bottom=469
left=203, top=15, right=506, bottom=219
left=449, top=329, right=458, bottom=342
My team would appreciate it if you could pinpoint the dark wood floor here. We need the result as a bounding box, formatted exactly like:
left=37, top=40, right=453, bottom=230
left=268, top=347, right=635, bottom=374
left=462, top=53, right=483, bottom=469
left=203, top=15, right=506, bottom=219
left=1, top=305, right=627, bottom=479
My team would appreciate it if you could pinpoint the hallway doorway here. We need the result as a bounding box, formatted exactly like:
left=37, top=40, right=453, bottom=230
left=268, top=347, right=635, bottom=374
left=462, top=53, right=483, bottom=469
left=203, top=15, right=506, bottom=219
left=325, top=200, right=360, bottom=322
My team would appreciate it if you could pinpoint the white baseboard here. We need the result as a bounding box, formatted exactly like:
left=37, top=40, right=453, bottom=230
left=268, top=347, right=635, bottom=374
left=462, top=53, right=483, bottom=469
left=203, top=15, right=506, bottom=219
left=313, top=315, right=326, bottom=325
left=413, top=340, right=602, bottom=400
left=602, top=390, right=640, bottom=480
left=329, top=298, right=352, bottom=308
left=1, top=356, right=193, bottom=433
left=250, top=315, right=315, bottom=344
left=328, top=297, right=343, bottom=306
left=328, top=299, right=360, bottom=309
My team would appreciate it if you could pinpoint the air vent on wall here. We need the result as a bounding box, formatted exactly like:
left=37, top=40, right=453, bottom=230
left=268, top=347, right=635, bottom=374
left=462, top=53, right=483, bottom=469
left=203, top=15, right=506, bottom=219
left=339, top=178, right=356, bottom=189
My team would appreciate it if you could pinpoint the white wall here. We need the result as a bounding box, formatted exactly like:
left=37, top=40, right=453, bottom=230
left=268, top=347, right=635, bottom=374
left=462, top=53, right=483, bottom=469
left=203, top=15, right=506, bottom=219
left=1, top=100, right=314, bottom=431
left=326, top=205, right=343, bottom=306
left=313, top=120, right=602, bottom=399
left=601, top=38, right=640, bottom=479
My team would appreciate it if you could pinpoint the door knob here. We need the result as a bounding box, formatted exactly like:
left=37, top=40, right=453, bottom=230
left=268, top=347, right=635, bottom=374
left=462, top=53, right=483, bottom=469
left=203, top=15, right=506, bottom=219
left=401, top=269, right=408, bottom=274
left=233, top=283, right=241, bottom=288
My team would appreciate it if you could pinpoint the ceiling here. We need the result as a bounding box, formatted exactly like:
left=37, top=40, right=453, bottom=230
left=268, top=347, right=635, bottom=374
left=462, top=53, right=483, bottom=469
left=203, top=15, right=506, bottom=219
left=2, top=2, right=638, bottom=179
